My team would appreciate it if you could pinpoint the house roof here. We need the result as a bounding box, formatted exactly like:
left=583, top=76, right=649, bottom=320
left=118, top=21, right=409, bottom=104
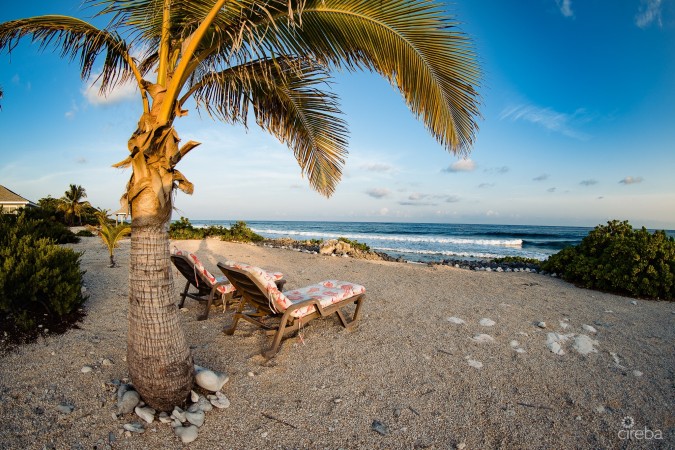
left=0, top=185, right=36, bottom=205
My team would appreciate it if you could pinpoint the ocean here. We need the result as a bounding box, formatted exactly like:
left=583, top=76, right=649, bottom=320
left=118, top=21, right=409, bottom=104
left=190, top=220, right=610, bottom=263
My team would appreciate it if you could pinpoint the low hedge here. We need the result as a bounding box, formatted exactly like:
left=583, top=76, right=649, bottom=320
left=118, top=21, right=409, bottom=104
left=541, top=220, right=674, bottom=300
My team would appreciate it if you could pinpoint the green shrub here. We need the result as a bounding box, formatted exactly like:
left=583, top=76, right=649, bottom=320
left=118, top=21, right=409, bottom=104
left=492, top=256, right=541, bottom=265
left=76, top=229, right=95, bottom=237
left=0, top=215, right=87, bottom=330
left=169, top=218, right=264, bottom=242
left=169, top=217, right=205, bottom=239
left=338, top=237, right=370, bottom=252
left=16, top=208, right=79, bottom=244
left=222, top=221, right=264, bottom=242
left=541, top=220, right=674, bottom=300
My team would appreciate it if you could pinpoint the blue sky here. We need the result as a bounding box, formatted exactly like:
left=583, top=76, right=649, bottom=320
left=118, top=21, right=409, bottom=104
left=1, top=1, right=674, bottom=228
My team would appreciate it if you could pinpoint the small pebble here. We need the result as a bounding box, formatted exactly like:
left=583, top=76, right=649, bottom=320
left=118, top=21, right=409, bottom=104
left=174, top=425, right=198, bottom=443
left=123, top=422, right=145, bottom=433
left=81, top=366, right=93, bottom=373
left=102, top=358, right=113, bottom=366
left=467, top=359, right=483, bottom=369
left=135, top=406, right=155, bottom=424
left=630, top=300, right=637, bottom=305
left=457, top=443, right=466, bottom=449
left=185, top=410, right=205, bottom=427
left=536, top=321, right=547, bottom=329
left=57, top=403, right=74, bottom=414
left=447, top=317, right=465, bottom=325
left=371, top=420, right=389, bottom=436
left=171, top=407, right=186, bottom=422
left=581, top=324, right=597, bottom=334
left=632, top=370, right=643, bottom=377
left=158, top=412, right=172, bottom=424
left=479, top=318, right=496, bottom=327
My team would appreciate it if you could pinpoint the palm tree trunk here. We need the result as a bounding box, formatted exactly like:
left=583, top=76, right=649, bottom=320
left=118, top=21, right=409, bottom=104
left=127, top=186, right=193, bottom=411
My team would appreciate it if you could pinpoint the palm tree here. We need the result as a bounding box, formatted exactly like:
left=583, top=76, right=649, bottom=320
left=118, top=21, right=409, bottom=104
left=58, top=184, right=90, bottom=225
left=0, top=1, right=480, bottom=410
left=98, top=219, right=131, bottom=267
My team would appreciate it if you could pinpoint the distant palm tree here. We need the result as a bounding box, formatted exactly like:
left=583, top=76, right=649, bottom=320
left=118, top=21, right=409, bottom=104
left=58, top=184, right=90, bottom=225
left=0, top=0, right=481, bottom=410
left=98, top=220, right=131, bottom=267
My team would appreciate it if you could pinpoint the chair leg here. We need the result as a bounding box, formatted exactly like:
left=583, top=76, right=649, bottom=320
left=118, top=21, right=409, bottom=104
left=264, top=311, right=293, bottom=358
left=198, top=286, right=219, bottom=321
left=336, top=295, right=365, bottom=330
left=224, top=299, right=247, bottom=335
left=178, top=280, right=190, bottom=308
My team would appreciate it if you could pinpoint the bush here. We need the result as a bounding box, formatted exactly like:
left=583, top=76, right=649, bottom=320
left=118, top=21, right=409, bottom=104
left=169, top=217, right=205, bottom=239
left=541, top=220, right=674, bottom=300
left=492, top=256, right=541, bottom=266
left=223, top=221, right=264, bottom=242
left=16, top=207, right=79, bottom=244
left=169, top=218, right=264, bottom=243
left=0, top=215, right=87, bottom=331
left=338, top=237, right=370, bottom=252
left=76, top=229, right=95, bottom=237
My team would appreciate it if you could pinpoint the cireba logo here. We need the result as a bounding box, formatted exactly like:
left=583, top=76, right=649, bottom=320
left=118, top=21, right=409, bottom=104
left=618, top=416, right=663, bottom=440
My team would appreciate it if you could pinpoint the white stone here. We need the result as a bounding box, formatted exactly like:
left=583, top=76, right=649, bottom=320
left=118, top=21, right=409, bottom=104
left=190, top=390, right=199, bottom=403
left=596, top=406, right=606, bottom=413
left=546, top=332, right=571, bottom=356
left=171, top=407, right=186, bottom=422
left=470, top=333, right=495, bottom=343
left=514, top=348, right=526, bottom=353
left=509, top=340, right=520, bottom=348
left=536, top=321, right=547, bottom=329
left=208, top=393, right=230, bottom=409
left=102, top=358, right=113, bottom=366
left=479, top=318, right=496, bottom=327
left=572, top=335, right=598, bottom=355
left=158, top=412, right=172, bottom=424
left=185, top=410, right=205, bottom=427
left=630, top=300, right=638, bottom=305
left=57, top=403, right=74, bottom=414
left=174, top=425, right=199, bottom=443
left=135, top=406, right=155, bottom=424
left=467, top=359, right=483, bottom=369
left=581, top=324, right=597, bottom=334
left=446, top=317, right=465, bottom=325
left=123, top=422, right=145, bottom=433
left=559, top=321, right=570, bottom=330
left=194, top=365, right=229, bottom=392
left=117, top=389, right=140, bottom=415
left=632, top=370, right=643, bottom=377
left=81, top=366, right=93, bottom=373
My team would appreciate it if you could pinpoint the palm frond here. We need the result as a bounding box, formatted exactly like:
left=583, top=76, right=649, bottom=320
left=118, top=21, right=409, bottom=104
left=192, top=57, right=347, bottom=195
left=244, top=0, right=481, bottom=155
left=0, top=15, right=139, bottom=95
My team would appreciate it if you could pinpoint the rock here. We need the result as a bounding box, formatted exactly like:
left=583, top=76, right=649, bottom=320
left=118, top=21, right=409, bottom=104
left=194, top=365, right=229, bottom=392
left=546, top=332, right=571, bottom=355
left=117, top=388, right=140, bottom=415
left=208, top=393, right=230, bottom=409
left=102, top=358, right=113, bottom=366
left=171, top=407, right=186, bottom=422
left=174, top=425, right=199, bottom=443
left=185, top=410, right=205, bottom=427
left=536, top=321, right=547, bottom=329
left=57, top=403, right=74, bottom=414
left=572, top=335, right=598, bottom=355
left=190, top=390, right=199, bottom=403
left=135, top=406, right=155, bottom=424
left=467, top=359, right=483, bottom=369
left=371, top=420, right=389, bottom=436
left=446, top=317, right=465, bottom=325
left=632, top=370, right=643, bottom=377
left=457, top=443, right=466, bottom=450
left=581, top=324, right=597, bottom=334
left=630, top=300, right=638, bottom=305
left=158, top=412, right=172, bottom=424
left=479, top=318, right=496, bottom=327
left=123, top=422, right=145, bottom=433
left=510, top=340, right=520, bottom=348
left=559, top=321, right=570, bottom=330
left=81, top=366, right=93, bottom=373
left=595, top=406, right=606, bottom=413
left=470, top=333, right=494, bottom=343
left=188, top=396, right=213, bottom=413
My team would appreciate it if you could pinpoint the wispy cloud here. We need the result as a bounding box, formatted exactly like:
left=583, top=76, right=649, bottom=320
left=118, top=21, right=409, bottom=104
left=361, top=163, right=394, bottom=173
left=478, top=183, right=495, bottom=189
left=443, top=159, right=476, bottom=173
left=408, top=192, right=428, bottom=201
left=636, top=0, right=663, bottom=28
left=83, top=75, right=138, bottom=105
left=365, top=188, right=391, bottom=199
left=533, top=174, right=549, bottom=181
left=556, top=0, right=574, bottom=18
left=76, top=157, right=87, bottom=164
left=619, top=176, right=644, bottom=185
left=500, top=104, right=590, bottom=140
left=580, top=179, right=598, bottom=186
left=445, top=195, right=460, bottom=203
left=547, top=187, right=557, bottom=193
left=484, top=166, right=509, bottom=175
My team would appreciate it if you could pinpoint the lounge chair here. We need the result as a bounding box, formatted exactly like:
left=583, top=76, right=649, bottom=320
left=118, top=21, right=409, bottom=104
left=217, top=260, right=365, bottom=357
left=171, top=249, right=284, bottom=320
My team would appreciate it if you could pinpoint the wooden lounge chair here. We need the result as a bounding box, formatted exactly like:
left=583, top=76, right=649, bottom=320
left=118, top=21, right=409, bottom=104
left=170, top=249, right=284, bottom=320
left=217, top=260, right=365, bottom=358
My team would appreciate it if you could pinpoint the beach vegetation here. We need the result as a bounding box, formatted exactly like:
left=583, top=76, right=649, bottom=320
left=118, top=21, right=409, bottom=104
left=13, top=207, right=79, bottom=244
left=541, top=220, right=674, bottom=300
left=99, top=220, right=132, bottom=267
left=338, top=237, right=371, bottom=252
left=57, top=184, right=91, bottom=226
left=76, top=229, right=96, bottom=237
left=0, top=0, right=480, bottom=409
left=492, top=256, right=541, bottom=266
left=0, top=213, right=87, bottom=333
left=170, top=217, right=263, bottom=242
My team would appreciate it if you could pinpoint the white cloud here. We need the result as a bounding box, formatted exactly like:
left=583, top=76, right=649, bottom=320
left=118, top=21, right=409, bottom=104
left=83, top=75, right=138, bottom=105
left=580, top=179, right=598, bottom=186
left=636, top=0, right=663, bottom=28
left=500, top=104, right=590, bottom=140
left=365, top=188, right=391, bottom=199
left=547, top=187, right=557, bottom=193
left=408, top=192, right=428, bottom=201
left=379, top=207, right=389, bottom=216
left=486, top=210, right=500, bottom=217
left=361, top=163, right=394, bottom=173
left=619, top=176, right=644, bottom=185
left=533, top=174, right=549, bottom=181
left=445, top=195, right=460, bottom=203
left=556, top=0, right=574, bottom=17
left=478, top=183, right=495, bottom=189
left=443, top=159, right=476, bottom=173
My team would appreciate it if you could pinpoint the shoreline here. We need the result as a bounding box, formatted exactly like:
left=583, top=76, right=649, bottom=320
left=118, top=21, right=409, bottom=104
left=0, top=237, right=673, bottom=448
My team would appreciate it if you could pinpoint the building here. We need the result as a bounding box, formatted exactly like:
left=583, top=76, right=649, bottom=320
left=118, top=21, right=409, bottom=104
left=0, top=185, right=37, bottom=213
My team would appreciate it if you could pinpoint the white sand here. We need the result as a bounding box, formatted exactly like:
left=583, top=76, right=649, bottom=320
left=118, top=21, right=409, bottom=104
left=0, top=237, right=673, bottom=448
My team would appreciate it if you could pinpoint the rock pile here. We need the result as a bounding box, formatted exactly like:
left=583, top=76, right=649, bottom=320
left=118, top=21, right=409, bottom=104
left=114, top=365, right=230, bottom=444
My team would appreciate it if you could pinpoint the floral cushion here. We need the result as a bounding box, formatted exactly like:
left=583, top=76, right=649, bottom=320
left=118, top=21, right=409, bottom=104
left=223, top=261, right=365, bottom=319
left=173, top=249, right=283, bottom=298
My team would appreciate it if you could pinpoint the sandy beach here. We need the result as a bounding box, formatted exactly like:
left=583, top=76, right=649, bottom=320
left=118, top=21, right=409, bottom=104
left=0, top=236, right=673, bottom=449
